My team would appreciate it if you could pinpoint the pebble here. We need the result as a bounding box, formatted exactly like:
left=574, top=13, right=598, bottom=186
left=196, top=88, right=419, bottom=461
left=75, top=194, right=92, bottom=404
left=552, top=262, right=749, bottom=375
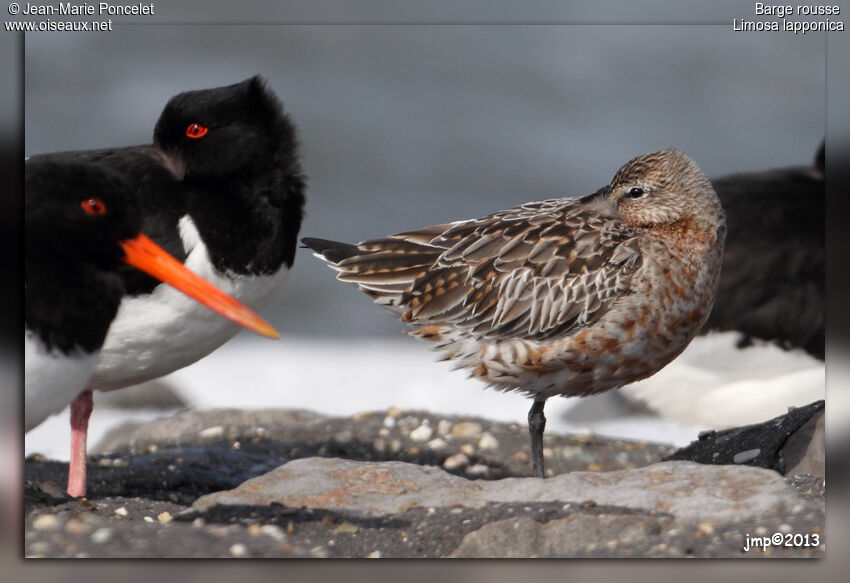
left=199, top=425, right=225, bottom=439
left=460, top=444, right=475, bottom=456
left=28, top=542, right=50, bottom=555
left=427, top=438, right=448, bottom=451
left=230, top=543, right=247, bottom=557
left=143, top=516, right=154, bottom=523
left=64, top=518, right=92, bottom=534
left=157, top=511, right=173, bottom=524
left=386, top=406, right=403, bottom=418
left=465, top=464, right=489, bottom=477
left=334, top=430, right=353, bottom=444
left=333, top=522, right=360, bottom=536
left=732, top=448, right=761, bottom=464
left=443, top=453, right=470, bottom=470
left=366, top=550, right=382, bottom=558
left=451, top=421, right=483, bottom=438
left=91, top=528, right=113, bottom=544
left=193, top=518, right=206, bottom=528
left=410, top=424, right=434, bottom=442
left=382, top=416, right=396, bottom=429
left=114, top=507, right=128, bottom=517
left=437, top=419, right=452, bottom=436
left=755, top=526, right=768, bottom=536
left=478, top=432, right=498, bottom=450
left=32, top=514, right=60, bottom=532
left=260, top=525, right=287, bottom=541
left=698, top=522, right=714, bottom=536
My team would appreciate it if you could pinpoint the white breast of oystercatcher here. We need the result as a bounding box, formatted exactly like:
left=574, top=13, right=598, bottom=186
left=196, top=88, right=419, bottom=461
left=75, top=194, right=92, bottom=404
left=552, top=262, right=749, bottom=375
left=88, top=214, right=288, bottom=390
left=25, top=333, right=98, bottom=432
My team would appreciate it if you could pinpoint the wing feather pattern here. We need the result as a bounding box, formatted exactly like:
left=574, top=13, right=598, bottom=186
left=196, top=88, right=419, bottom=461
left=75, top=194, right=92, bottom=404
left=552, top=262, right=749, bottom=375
left=303, top=194, right=643, bottom=341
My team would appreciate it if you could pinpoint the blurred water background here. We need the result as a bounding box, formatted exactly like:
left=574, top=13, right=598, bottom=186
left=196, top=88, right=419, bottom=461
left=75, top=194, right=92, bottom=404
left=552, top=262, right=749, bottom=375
left=25, top=25, right=824, bottom=338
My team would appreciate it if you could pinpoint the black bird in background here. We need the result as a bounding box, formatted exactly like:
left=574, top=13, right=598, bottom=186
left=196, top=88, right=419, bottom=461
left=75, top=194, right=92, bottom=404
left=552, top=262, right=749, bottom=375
left=705, top=142, right=824, bottom=358
left=25, top=159, right=278, bottom=497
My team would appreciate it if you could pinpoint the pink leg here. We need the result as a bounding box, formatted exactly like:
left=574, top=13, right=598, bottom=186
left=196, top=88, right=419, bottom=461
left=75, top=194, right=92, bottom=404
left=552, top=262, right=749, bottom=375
left=67, top=390, right=93, bottom=498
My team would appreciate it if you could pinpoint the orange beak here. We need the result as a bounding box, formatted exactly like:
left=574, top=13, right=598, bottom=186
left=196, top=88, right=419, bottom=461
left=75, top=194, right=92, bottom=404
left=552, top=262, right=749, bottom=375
left=120, top=233, right=279, bottom=339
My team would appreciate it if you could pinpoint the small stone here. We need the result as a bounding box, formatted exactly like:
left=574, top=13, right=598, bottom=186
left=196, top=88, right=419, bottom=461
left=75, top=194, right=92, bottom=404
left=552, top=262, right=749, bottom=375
left=383, top=416, right=396, bottom=429
left=732, top=448, right=761, bottom=464
left=143, top=516, right=154, bottom=523
left=32, top=514, right=60, bottom=531
left=386, top=406, right=403, bottom=418
left=199, top=425, right=225, bottom=439
left=460, top=444, right=475, bottom=456
left=378, top=427, right=390, bottom=437
left=778, top=523, right=793, bottom=533
left=366, top=550, right=382, bottom=558
left=91, top=528, right=113, bottom=544
left=334, top=430, right=353, bottom=444
left=698, top=522, right=714, bottom=536
left=451, top=421, right=483, bottom=438
left=29, top=541, right=51, bottom=556
left=443, top=453, right=469, bottom=470
left=587, top=463, right=603, bottom=471
left=333, top=522, right=360, bottom=536
left=193, top=518, right=206, bottom=528
left=64, top=518, right=91, bottom=534
left=389, top=439, right=402, bottom=453
left=755, top=526, right=768, bottom=536
left=410, top=424, right=434, bottom=442
left=98, top=458, right=113, bottom=467
left=478, top=432, right=498, bottom=450
left=230, top=543, right=247, bottom=557
left=146, top=444, right=158, bottom=453
left=427, top=438, right=448, bottom=451
left=247, top=523, right=262, bottom=536
left=437, top=419, right=452, bottom=436
left=260, top=525, right=287, bottom=541
left=512, top=451, right=529, bottom=463
left=157, top=511, right=172, bottom=524
left=231, top=441, right=241, bottom=450
left=466, top=464, right=489, bottom=477
left=373, top=438, right=386, bottom=452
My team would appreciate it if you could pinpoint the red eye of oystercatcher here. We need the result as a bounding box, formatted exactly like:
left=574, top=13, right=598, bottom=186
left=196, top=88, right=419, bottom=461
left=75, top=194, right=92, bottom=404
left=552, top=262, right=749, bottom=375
left=185, top=123, right=208, bottom=139
left=81, top=198, right=107, bottom=216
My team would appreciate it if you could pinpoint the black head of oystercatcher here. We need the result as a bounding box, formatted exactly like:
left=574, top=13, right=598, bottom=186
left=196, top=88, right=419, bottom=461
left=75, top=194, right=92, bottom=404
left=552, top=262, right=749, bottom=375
left=27, top=76, right=305, bottom=393
left=25, top=158, right=278, bottom=497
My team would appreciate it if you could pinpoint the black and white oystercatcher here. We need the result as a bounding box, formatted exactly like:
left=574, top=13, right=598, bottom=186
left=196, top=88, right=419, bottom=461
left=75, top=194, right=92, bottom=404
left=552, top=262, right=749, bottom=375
left=25, top=159, right=279, bottom=497
left=28, top=76, right=305, bottom=391
left=304, top=149, right=726, bottom=478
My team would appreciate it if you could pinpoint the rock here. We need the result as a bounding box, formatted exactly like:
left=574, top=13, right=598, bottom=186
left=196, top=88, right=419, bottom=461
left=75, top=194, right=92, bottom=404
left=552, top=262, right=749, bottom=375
left=193, top=457, right=803, bottom=527
left=449, top=514, right=665, bottom=558
left=25, top=407, right=823, bottom=558
left=664, top=400, right=824, bottom=474
left=781, top=411, right=825, bottom=476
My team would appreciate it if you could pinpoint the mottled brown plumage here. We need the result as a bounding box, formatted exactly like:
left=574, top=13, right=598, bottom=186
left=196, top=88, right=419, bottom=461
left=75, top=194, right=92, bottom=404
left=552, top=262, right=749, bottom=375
left=304, top=149, right=726, bottom=477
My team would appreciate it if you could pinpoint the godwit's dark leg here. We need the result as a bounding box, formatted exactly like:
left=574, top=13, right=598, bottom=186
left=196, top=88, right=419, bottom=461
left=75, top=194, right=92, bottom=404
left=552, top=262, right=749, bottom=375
left=67, top=390, right=93, bottom=497
left=527, top=398, right=547, bottom=478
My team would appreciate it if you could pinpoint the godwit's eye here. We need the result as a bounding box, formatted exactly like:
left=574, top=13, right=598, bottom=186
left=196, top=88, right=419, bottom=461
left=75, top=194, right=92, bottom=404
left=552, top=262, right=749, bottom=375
left=81, top=198, right=107, bottom=216
left=185, top=123, right=208, bottom=139
left=625, top=187, right=645, bottom=199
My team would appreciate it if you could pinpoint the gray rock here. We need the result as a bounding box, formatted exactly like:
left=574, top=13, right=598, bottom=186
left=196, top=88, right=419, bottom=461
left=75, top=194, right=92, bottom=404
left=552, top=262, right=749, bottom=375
left=782, top=411, right=825, bottom=476
left=193, top=457, right=803, bottom=527
left=449, top=514, right=666, bottom=558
